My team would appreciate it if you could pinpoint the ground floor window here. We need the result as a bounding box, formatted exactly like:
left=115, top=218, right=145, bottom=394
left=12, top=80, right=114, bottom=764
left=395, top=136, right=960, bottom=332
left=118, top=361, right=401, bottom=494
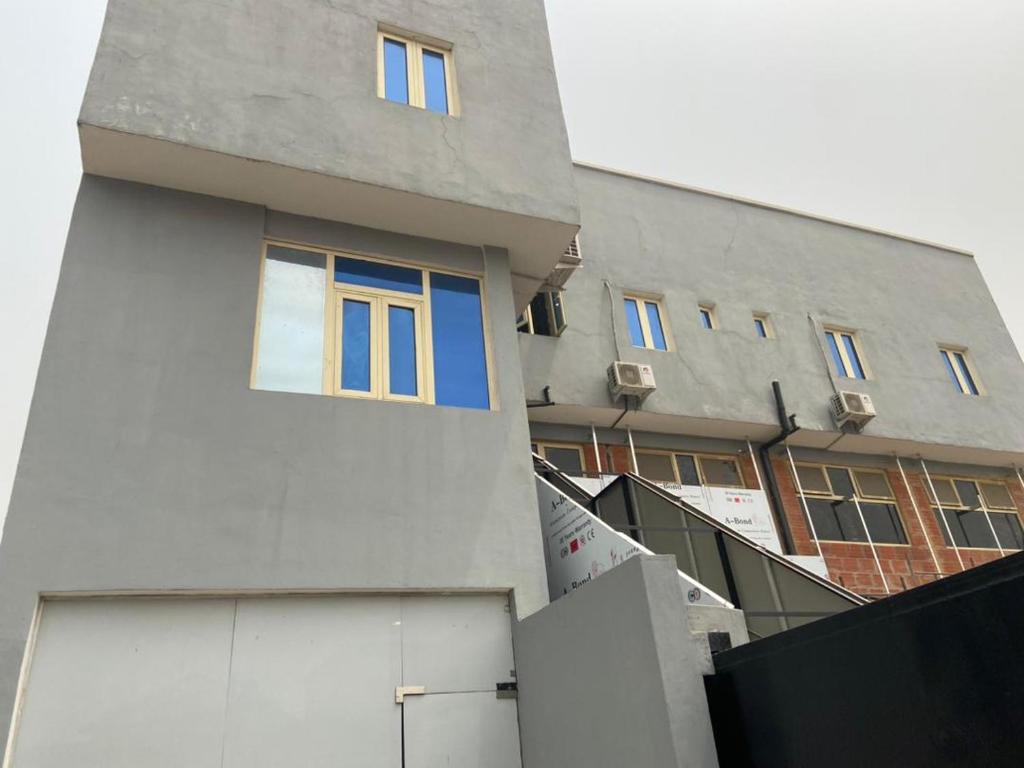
left=635, top=450, right=744, bottom=488
left=928, top=477, right=1023, bottom=550
left=794, top=464, right=907, bottom=545
left=253, top=242, right=492, bottom=409
left=532, top=442, right=585, bottom=476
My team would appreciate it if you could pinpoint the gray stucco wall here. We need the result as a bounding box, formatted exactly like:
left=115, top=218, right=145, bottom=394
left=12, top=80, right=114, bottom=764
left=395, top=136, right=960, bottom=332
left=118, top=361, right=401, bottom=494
left=80, top=0, right=578, bottom=228
left=514, top=555, right=726, bottom=768
left=520, top=165, right=1024, bottom=453
left=0, top=175, right=547, bottom=747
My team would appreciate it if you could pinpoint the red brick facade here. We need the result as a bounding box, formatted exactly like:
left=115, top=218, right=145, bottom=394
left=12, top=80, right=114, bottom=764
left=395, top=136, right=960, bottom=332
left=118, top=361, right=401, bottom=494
left=563, top=438, right=1024, bottom=598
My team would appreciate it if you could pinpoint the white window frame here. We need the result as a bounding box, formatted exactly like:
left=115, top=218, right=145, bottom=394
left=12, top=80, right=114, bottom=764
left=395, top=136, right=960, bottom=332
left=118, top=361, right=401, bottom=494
left=753, top=312, right=774, bottom=338
left=939, top=345, right=983, bottom=396
left=624, top=294, right=671, bottom=351
left=824, top=326, right=871, bottom=379
left=698, top=304, right=718, bottom=330
left=377, top=28, right=458, bottom=115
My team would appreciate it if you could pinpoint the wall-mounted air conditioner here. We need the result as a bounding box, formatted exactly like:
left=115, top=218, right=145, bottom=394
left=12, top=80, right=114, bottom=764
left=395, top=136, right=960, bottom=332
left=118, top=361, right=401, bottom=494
left=608, top=362, right=656, bottom=401
left=830, top=390, right=876, bottom=428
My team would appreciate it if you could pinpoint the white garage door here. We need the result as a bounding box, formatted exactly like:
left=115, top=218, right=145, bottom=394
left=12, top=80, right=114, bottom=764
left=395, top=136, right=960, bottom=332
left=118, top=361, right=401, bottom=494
left=9, top=594, right=521, bottom=768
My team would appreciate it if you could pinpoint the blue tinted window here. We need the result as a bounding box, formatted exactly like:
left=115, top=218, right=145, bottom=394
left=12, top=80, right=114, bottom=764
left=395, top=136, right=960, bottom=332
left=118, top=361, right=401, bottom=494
left=826, top=332, right=846, bottom=376
left=754, top=318, right=767, bottom=338
left=941, top=351, right=960, bottom=390
left=699, top=309, right=713, bottom=330
left=341, top=299, right=372, bottom=391
left=645, top=302, right=667, bottom=351
left=841, top=334, right=865, bottom=379
left=336, top=256, right=422, bottom=294
left=431, top=273, right=489, bottom=409
left=383, top=39, right=409, bottom=104
left=954, top=352, right=979, bottom=395
left=624, top=299, right=645, bottom=347
left=388, top=306, right=418, bottom=396
left=422, top=50, right=448, bottom=113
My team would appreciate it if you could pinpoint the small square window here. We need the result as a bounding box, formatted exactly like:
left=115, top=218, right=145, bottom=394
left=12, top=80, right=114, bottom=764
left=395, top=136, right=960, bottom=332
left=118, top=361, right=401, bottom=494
left=378, top=29, right=456, bottom=115
left=852, top=469, right=894, bottom=500
left=624, top=295, right=669, bottom=351
left=824, top=327, right=868, bottom=379
left=698, top=305, right=717, bottom=330
left=537, top=443, right=585, bottom=476
left=753, top=313, right=773, bottom=338
left=979, top=481, right=1015, bottom=510
left=939, top=346, right=981, bottom=396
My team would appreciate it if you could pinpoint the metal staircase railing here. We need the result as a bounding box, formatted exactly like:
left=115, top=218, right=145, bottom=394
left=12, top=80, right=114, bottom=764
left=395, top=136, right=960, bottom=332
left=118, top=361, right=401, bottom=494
left=589, top=473, right=865, bottom=639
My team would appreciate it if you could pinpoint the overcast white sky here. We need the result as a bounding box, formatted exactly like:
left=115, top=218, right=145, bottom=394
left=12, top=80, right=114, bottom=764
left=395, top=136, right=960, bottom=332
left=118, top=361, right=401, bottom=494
left=1, top=0, right=1022, bottom=522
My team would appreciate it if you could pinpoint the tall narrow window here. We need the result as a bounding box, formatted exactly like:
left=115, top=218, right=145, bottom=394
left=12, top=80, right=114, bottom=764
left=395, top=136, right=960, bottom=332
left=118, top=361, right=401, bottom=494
left=379, top=30, right=455, bottom=115
left=939, top=347, right=980, bottom=395
left=624, top=295, right=669, bottom=351
left=753, top=313, right=773, bottom=338
left=253, top=243, right=491, bottom=409
left=253, top=246, right=327, bottom=395
left=382, top=38, right=410, bottom=104
left=698, top=305, right=717, bottom=330
left=825, top=328, right=868, bottom=379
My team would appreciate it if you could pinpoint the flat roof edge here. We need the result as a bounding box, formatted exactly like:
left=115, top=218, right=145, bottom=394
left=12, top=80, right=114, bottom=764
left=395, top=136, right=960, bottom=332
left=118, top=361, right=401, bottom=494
left=572, top=160, right=974, bottom=258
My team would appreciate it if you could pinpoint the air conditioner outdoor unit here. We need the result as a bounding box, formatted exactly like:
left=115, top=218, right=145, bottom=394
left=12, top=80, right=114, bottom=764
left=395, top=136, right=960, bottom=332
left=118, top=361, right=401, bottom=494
left=830, top=390, right=876, bottom=428
left=608, top=362, right=656, bottom=401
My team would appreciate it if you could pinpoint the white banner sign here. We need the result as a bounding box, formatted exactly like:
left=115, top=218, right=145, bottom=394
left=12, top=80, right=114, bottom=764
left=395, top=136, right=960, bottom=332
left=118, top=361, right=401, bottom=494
left=536, top=476, right=731, bottom=608
left=649, top=482, right=783, bottom=554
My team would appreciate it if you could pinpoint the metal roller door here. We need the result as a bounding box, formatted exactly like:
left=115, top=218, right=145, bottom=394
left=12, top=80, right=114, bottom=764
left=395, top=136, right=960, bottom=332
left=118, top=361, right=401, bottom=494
left=9, top=594, right=520, bottom=767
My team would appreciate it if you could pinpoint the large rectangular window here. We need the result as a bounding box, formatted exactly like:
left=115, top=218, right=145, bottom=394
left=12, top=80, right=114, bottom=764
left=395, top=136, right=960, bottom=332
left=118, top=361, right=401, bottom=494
left=824, top=328, right=868, bottom=379
left=253, top=242, right=491, bottom=409
left=378, top=30, right=455, bottom=115
left=928, top=477, right=1023, bottom=551
left=623, top=295, right=669, bottom=351
left=794, top=464, right=907, bottom=545
left=939, top=347, right=981, bottom=396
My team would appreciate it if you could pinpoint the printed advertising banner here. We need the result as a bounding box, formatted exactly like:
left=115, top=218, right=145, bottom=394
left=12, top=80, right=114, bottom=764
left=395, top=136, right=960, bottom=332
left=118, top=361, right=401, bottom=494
left=536, top=476, right=731, bottom=609
left=652, top=482, right=783, bottom=554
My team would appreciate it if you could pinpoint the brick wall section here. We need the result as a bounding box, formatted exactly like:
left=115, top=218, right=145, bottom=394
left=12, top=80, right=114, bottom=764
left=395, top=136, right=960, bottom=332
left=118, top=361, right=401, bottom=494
left=772, top=457, right=1021, bottom=597
left=551, top=437, right=1023, bottom=598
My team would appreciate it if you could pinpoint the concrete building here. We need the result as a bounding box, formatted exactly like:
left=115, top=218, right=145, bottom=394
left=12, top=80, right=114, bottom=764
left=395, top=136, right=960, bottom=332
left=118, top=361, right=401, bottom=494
left=522, top=163, right=1024, bottom=597
left=0, top=0, right=1021, bottom=765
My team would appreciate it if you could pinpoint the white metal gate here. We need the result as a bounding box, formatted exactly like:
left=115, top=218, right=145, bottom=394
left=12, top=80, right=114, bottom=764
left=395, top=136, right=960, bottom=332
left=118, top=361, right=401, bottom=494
left=7, top=594, right=521, bottom=768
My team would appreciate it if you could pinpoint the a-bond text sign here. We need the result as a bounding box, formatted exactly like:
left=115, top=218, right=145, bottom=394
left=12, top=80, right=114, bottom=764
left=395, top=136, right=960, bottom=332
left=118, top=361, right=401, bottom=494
left=536, top=476, right=730, bottom=608
left=653, top=482, right=782, bottom=554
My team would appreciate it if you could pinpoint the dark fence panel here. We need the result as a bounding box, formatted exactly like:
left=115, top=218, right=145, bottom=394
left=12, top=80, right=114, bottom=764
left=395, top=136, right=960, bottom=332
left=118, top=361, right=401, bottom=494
left=706, top=551, right=1024, bottom=767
